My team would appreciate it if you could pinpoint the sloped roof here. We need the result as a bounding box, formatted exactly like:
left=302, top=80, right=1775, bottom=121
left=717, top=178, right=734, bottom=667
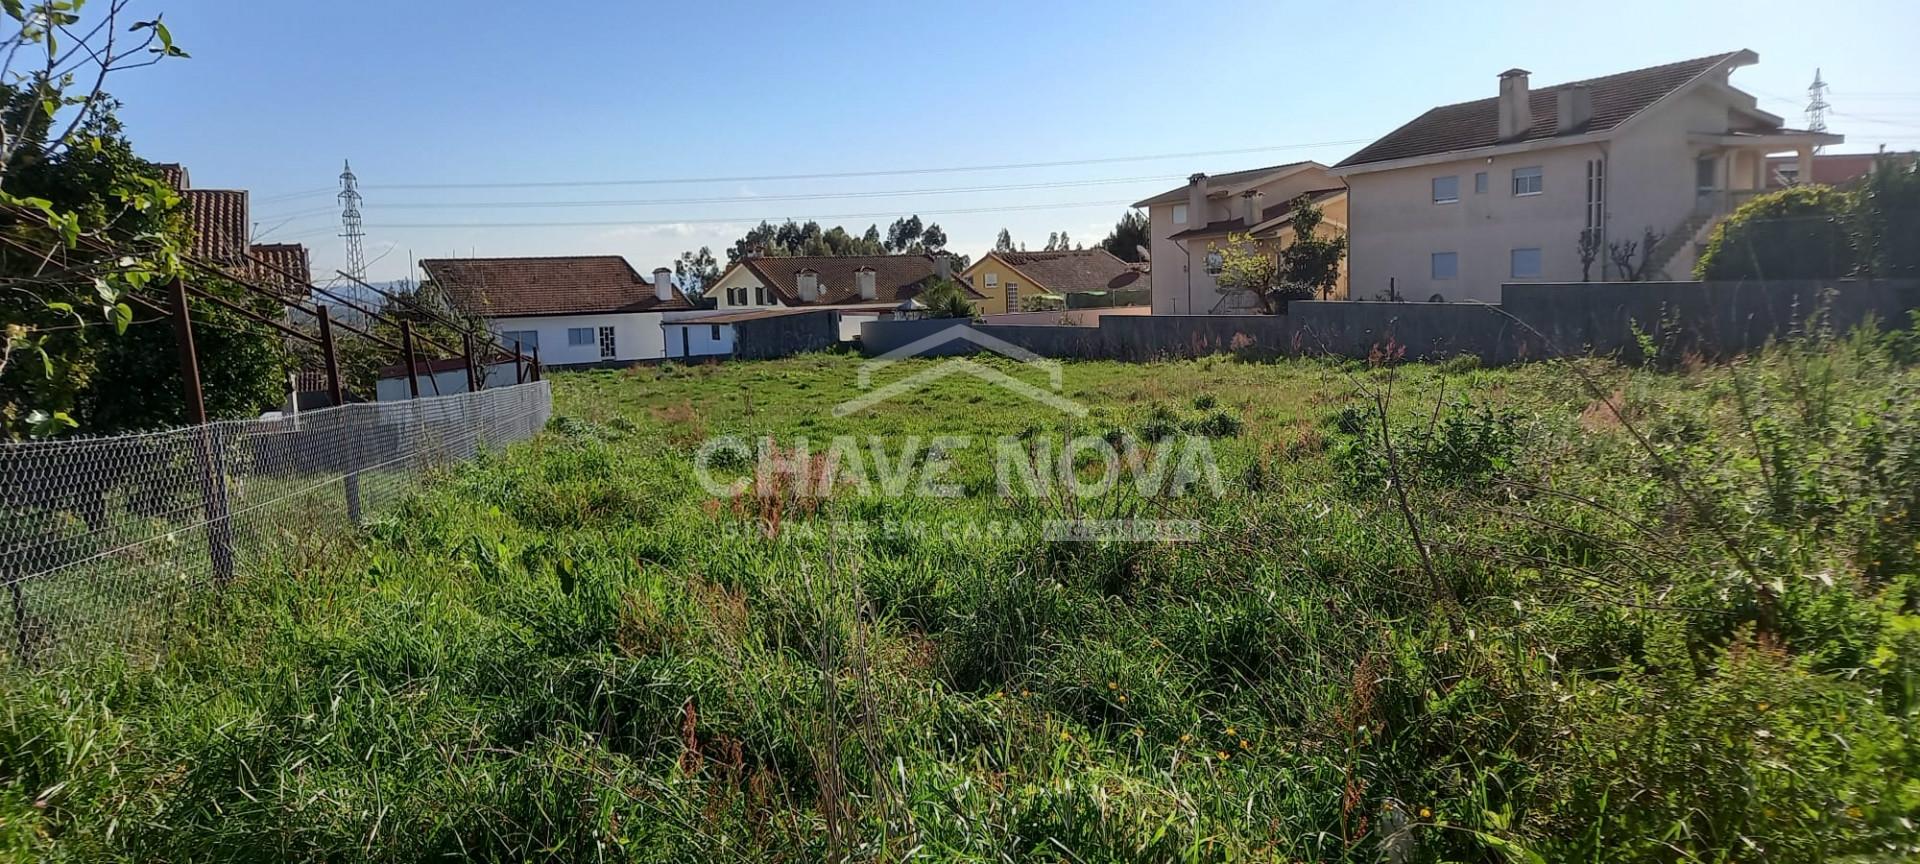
left=1335, top=51, right=1748, bottom=169
left=1134, top=160, right=1318, bottom=207
left=183, top=188, right=249, bottom=262
left=988, top=249, right=1140, bottom=294
left=247, top=243, right=311, bottom=298
left=154, top=162, right=188, bottom=190
left=1170, top=187, right=1347, bottom=240
left=418, top=255, right=693, bottom=317
left=737, top=254, right=983, bottom=306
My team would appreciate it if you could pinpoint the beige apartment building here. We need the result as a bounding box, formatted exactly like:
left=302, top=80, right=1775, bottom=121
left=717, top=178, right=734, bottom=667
left=1332, top=50, right=1840, bottom=303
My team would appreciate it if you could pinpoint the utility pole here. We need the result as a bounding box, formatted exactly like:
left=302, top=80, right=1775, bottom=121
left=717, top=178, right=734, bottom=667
left=1806, top=69, right=1831, bottom=153
left=339, top=160, right=367, bottom=281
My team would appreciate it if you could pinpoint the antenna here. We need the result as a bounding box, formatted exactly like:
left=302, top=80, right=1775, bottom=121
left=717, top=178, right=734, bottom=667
left=338, top=159, right=367, bottom=281
left=1806, top=69, right=1830, bottom=153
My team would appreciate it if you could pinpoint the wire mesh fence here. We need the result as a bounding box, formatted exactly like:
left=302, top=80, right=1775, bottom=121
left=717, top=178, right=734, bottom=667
left=0, top=381, right=552, bottom=665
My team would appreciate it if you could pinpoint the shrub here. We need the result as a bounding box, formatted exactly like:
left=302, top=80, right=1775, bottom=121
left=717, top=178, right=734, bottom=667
left=1695, top=185, right=1858, bottom=280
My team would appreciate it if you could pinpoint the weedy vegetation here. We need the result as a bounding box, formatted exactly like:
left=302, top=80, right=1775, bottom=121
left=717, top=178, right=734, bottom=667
left=3, top=330, right=1919, bottom=862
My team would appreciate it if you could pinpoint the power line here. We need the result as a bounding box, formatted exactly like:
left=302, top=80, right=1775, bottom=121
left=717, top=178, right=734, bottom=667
left=362, top=140, right=1369, bottom=190
left=341, top=174, right=1186, bottom=211
left=359, top=198, right=1144, bottom=230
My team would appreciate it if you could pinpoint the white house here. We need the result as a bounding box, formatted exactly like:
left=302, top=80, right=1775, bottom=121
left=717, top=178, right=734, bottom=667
left=374, top=357, right=520, bottom=402
left=418, top=256, right=695, bottom=365
left=702, top=252, right=983, bottom=342
left=1132, top=162, right=1348, bottom=314
left=1331, top=50, right=1842, bottom=302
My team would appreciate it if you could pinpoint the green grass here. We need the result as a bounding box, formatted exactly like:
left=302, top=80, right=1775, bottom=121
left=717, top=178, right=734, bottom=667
left=3, top=342, right=1919, bottom=862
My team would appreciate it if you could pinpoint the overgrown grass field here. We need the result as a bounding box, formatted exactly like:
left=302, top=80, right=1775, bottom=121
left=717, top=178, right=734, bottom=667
left=4, top=337, right=1920, bottom=862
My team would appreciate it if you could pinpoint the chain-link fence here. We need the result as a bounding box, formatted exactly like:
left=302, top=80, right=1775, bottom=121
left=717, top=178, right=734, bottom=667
left=0, top=381, right=552, bottom=664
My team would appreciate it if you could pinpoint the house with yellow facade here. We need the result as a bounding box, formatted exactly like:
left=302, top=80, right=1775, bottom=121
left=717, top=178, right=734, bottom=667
left=959, top=248, right=1147, bottom=314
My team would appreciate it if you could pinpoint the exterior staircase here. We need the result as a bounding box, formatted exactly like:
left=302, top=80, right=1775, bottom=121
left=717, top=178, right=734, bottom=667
left=1642, top=210, right=1716, bottom=280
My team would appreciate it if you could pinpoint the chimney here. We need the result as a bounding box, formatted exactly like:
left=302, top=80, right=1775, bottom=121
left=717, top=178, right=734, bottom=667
left=1498, top=68, right=1532, bottom=140
left=1186, top=173, right=1208, bottom=228
left=796, top=268, right=819, bottom=302
left=1240, top=190, right=1263, bottom=227
left=652, top=267, right=673, bottom=302
left=1555, top=83, right=1592, bottom=132
left=933, top=254, right=952, bottom=281
left=856, top=267, right=877, bottom=300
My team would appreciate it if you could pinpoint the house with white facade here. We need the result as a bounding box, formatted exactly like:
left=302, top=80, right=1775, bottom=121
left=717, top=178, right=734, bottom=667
left=1331, top=50, right=1842, bottom=303
left=699, top=252, right=982, bottom=345
left=418, top=256, right=694, bottom=366
left=1133, top=162, right=1348, bottom=314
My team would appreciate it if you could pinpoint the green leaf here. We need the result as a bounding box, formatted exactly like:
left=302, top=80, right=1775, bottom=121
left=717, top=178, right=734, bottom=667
left=1, top=0, right=24, bottom=21
left=112, top=302, right=132, bottom=334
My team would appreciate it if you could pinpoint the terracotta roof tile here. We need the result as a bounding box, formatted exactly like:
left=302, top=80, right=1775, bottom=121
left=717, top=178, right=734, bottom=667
left=183, top=188, right=249, bottom=262
left=990, top=249, right=1139, bottom=294
left=1335, top=52, right=1746, bottom=169
left=247, top=243, right=311, bottom=298
left=418, top=255, right=692, bottom=317
left=738, top=254, right=981, bottom=306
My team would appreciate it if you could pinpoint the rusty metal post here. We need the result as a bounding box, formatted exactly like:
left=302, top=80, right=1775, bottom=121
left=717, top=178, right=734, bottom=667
left=400, top=320, right=421, bottom=399
left=531, top=345, right=542, bottom=382
left=463, top=332, right=480, bottom=393
left=513, top=340, right=525, bottom=385
left=170, top=279, right=235, bottom=585
left=317, top=307, right=362, bottom=524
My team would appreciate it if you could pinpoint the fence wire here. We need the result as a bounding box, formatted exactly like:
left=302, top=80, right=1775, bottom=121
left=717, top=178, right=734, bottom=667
left=0, top=381, right=552, bottom=664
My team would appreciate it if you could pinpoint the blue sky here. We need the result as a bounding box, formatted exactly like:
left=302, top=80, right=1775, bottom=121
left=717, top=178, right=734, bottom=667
left=106, top=0, right=1920, bottom=283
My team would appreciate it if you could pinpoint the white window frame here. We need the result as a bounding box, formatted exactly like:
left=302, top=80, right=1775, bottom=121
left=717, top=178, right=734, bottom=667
left=567, top=327, right=593, bottom=347
left=500, top=329, right=539, bottom=350
left=1510, top=248, right=1543, bottom=279
left=597, top=325, right=616, bottom=359
left=1005, top=281, right=1018, bottom=311
left=1512, top=166, right=1543, bottom=197
left=1432, top=175, right=1460, bottom=204
left=1431, top=252, right=1458, bottom=281
left=1171, top=203, right=1188, bottom=225
left=984, top=272, right=998, bottom=287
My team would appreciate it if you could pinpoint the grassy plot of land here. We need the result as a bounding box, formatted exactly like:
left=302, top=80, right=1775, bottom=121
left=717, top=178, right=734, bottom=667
left=3, top=341, right=1920, bottom=862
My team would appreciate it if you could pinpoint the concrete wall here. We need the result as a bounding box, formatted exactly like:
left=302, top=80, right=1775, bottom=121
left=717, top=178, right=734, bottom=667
left=376, top=361, right=518, bottom=402
left=736, top=309, right=841, bottom=359
left=858, top=280, right=1920, bottom=365
left=982, top=306, right=1148, bottom=327
left=662, top=321, right=736, bottom=358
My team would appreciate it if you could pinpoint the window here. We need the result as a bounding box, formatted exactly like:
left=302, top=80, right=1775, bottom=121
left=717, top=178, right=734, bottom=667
left=1510, top=248, right=1543, bottom=279
left=1585, top=158, right=1606, bottom=235
left=1005, top=281, right=1018, bottom=311
left=1204, top=250, right=1224, bottom=276
left=710, top=324, right=721, bottom=340
left=754, top=285, right=769, bottom=305
left=984, top=273, right=998, bottom=287
left=1432, top=175, right=1459, bottom=204
left=597, top=326, right=615, bottom=359
left=1512, top=166, right=1543, bottom=196
left=500, top=329, right=538, bottom=350
left=726, top=286, right=748, bottom=306
left=1171, top=204, right=1188, bottom=225
left=567, top=327, right=593, bottom=346
left=1431, top=252, right=1458, bottom=281
left=1474, top=172, right=1489, bottom=194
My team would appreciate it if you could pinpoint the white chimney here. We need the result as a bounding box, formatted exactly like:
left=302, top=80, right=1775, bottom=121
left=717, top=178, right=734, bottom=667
left=855, top=267, right=877, bottom=300
left=796, top=268, right=819, bottom=302
left=1555, top=83, right=1593, bottom=132
left=1186, top=173, right=1208, bottom=228
left=1498, top=68, right=1532, bottom=140
left=652, top=267, right=673, bottom=302
left=933, top=254, right=951, bottom=281
left=1240, top=190, right=1263, bottom=227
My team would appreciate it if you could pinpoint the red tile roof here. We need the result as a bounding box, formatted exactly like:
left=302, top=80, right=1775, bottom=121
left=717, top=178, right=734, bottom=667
left=154, top=162, right=188, bottom=190
left=418, top=255, right=693, bottom=317
left=247, top=243, right=312, bottom=298
left=987, top=249, right=1141, bottom=294
left=737, top=254, right=981, bottom=306
left=1169, top=188, right=1347, bottom=240
left=1336, top=52, right=1748, bottom=169
left=183, top=188, right=249, bottom=262
left=1134, top=161, right=1319, bottom=207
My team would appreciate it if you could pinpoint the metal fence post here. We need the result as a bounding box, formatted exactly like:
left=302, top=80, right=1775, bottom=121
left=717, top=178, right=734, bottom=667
left=317, top=306, right=362, bottom=524
left=463, top=332, right=480, bottom=393
left=170, top=278, right=235, bottom=586
left=400, top=320, right=422, bottom=399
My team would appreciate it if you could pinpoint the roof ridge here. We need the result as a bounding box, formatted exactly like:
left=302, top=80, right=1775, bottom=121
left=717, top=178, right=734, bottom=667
left=1417, top=50, right=1741, bottom=113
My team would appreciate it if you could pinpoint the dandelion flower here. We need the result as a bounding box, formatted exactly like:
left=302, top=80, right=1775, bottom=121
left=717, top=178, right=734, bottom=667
left=1107, top=681, right=1118, bottom=690
left=1020, top=689, right=1031, bottom=698
left=1225, top=727, right=1236, bottom=736
left=1117, top=694, right=1127, bottom=703
left=1757, top=702, right=1769, bottom=712
left=1847, top=806, right=1864, bottom=819
left=1217, top=750, right=1230, bottom=761
left=1239, top=739, right=1249, bottom=750
left=1180, top=734, right=1192, bottom=743
left=1418, top=807, right=1431, bottom=819
left=1059, top=731, right=1071, bottom=742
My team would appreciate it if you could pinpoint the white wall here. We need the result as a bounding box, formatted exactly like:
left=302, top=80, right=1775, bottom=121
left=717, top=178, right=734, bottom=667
left=376, top=361, right=519, bottom=402
left=663, top=322, right=735, bottom=358
left=487, top=312, right=667, bottom=365
left=838, top=313, right=875, bottom=342
left=1147, top=167, right=1342, bottom=314
left=708, top=267, right=784, bottom=310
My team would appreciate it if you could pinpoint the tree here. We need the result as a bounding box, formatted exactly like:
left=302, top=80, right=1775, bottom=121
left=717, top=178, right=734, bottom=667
left=994, top=228, right=1015, bottom=253
left=1102, top=209, right=1150, bottom=262
left=885, top=215, right=924, bottom=253
left=914, top=278, right=975, bottom=319
left=1275, top=196, right=1347, bottom=300
left=920, top=222, right=947, bottom=253
left=673, top=246, right=720, bottom=296
left=1695, top=186, right=1853, bottom=280
left=1609, top=227, right=1667, bottom=282
left=1576, top=227, right=1602, bottom=282
left=1856, top=155, right=1920, bottom=279
left=1211, top=233, right=1281, bottom=314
